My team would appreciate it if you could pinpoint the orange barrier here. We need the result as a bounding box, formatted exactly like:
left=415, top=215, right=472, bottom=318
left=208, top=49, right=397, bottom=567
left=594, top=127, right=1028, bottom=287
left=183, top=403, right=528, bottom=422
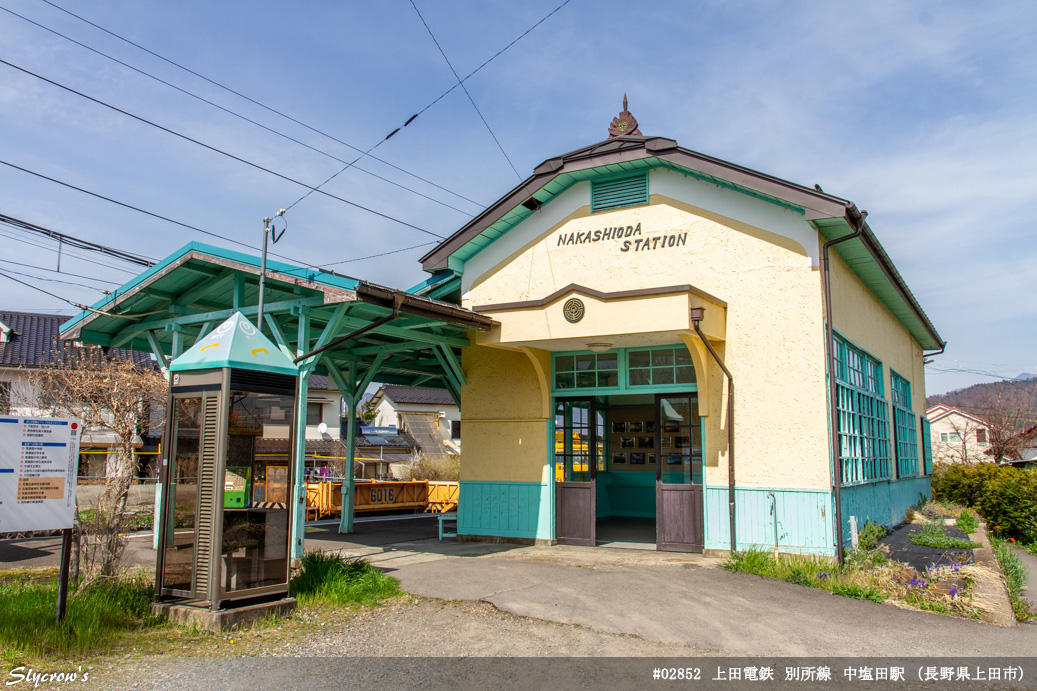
left=425, top=481, right=459, bottom=513
left=354, top=480, right=428, bottom=513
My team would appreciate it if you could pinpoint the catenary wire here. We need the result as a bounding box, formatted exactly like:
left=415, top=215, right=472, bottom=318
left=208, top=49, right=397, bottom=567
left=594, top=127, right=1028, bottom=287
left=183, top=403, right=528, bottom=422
left=0, top=212, right=155, bottom=265
left=321, top=241, right=437, bottom=267
left=409, top=0, right=521, bottom=180
left=1, top=158, right=327, bottom=267
left=0, top=265, right=110, bottom=292
left=0, top=258, right=122, bottom=285
left=279, top=0, right=573, bottom=211
left=0, top=58, right=447, bottom=240
left=0, top=4, right=476, bottom=216
left=0, top=227, right=140, bottom=274
left=38, top=0, right=487, bottom=208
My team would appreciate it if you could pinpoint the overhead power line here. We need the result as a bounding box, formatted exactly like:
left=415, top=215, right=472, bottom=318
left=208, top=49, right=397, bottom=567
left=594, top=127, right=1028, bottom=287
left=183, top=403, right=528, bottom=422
left=0, top=58, right=446, bottom=239
left=0, top=258, right=122, bottom=285
left=409, top=0, right=521, bottom=180
left=0, top=268, right=88, bottom=308
left=0, top=227, right=139, bottom=274
left=0, top=265, right=110, bottom=292
left=37, top=0, right=486, bottom=209
left=280, top=0, right=574, bottom=211
left=0, top=4, right=476, bottom=216
left=0, top=212, right=154, bottom=266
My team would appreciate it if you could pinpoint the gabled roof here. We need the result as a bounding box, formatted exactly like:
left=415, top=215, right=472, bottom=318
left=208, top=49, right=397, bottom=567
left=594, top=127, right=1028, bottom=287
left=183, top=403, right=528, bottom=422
left=926, top=404, right=989, bottom=426
left=420, top=135, right=944, bottom=351
left=0, top=310, right=155, bottom=370
left=375, top=384, right=456, bottom=406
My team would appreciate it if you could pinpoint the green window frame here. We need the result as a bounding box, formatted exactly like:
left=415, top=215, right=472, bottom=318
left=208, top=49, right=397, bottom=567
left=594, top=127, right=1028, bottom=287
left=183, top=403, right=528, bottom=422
left=921, top=417, right=933, bottom=475
left=833, top=334, right=891, bottom=485
left=627, top=346, right=696, bottom=387
left=891, top=371, right=919, bottom=477
left=552, top=346, right=697, bottom=395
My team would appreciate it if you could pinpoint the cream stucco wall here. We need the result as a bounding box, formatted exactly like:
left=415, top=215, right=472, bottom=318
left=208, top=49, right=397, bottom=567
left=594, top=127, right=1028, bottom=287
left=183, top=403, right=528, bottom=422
left=828, top=253, right=927, bottom=415
left=459, top=342, right=550, bottom=483
left=461, top=170, right=834, bottom=491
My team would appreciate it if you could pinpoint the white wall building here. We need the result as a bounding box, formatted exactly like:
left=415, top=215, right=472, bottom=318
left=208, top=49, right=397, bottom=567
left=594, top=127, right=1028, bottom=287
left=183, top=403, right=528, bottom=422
left=926, top=404, right=991, bottom=465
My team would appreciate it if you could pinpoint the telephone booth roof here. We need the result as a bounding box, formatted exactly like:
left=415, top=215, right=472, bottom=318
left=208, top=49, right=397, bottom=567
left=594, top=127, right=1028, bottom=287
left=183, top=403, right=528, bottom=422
left=170, top=312, right=298, bottom=375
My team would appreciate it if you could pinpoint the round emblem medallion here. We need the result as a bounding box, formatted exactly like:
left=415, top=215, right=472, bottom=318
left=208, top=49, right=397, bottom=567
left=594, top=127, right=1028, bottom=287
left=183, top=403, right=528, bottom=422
left=562, top=298, right=585, bottom=323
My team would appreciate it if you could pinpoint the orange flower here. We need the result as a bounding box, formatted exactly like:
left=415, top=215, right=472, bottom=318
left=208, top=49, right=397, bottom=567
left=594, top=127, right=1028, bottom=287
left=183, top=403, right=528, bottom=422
left=1010, top=538, right=1016, bottom=543
left=994, top=525, right=1001, bottom=530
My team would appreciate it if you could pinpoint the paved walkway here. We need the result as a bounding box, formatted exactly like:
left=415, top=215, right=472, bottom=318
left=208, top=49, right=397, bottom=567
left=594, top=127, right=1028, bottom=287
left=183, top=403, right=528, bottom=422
left=1014, top=544, right=1037, bottom=605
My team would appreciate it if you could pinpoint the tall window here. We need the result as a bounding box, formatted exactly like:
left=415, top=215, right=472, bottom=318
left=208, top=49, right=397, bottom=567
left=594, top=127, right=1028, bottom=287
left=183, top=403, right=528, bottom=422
left=891, top=371, right=919, bottom=477
left=0, top=381, right=9, bottom=414
left=833, top=335, right=891, bottom=484
left=306, top=402, right=323, bottom=425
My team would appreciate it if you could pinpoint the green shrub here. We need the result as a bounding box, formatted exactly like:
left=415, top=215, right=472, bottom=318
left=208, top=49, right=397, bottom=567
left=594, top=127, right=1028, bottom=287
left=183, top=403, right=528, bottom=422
left=857, top=521, right=888, bottom=551
left=831, top=582, right=886, bottom=603
left=0, top=573, right=157, bottom=658
left=956, top=509, right=978, bottom=534
left=289, top=551, right=400, bottom=606
left=931, top=464, right=1037, bottom=543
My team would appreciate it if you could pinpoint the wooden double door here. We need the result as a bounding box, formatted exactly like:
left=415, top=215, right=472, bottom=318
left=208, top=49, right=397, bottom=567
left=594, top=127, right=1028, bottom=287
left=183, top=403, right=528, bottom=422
left=554, top=394, right=703, bottom=552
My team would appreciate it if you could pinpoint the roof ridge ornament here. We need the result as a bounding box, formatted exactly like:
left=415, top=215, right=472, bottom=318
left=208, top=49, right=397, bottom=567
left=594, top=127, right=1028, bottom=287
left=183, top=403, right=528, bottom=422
left=608, top=94, right=642, bottom=138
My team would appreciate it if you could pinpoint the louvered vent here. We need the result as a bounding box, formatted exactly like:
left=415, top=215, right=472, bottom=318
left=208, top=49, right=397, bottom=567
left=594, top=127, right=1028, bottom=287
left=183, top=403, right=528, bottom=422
left=193, top=395, right=219, bottom=598
left=590, top=173, right=648, bottom=212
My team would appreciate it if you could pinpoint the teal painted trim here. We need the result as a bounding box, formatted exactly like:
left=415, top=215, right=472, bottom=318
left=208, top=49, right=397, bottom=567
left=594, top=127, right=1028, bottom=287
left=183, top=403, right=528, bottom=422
left=61, top=241, right=362, bottom=335
left=551, top=346, right=699, bottom=396
left=547, top=413, right=556, bottom=540
left=840, top=476, right=931, bottom=544
left=170, top=312, right=298, bottom=375
left=444, top=157, right=807, bottom=276
left=458, top=481, right=551, bottom=540
left=597, top=471, right=656, bottom=519
left=590, top=173, right=649, bottom=212
left=705, top=486, right=835, bottom=555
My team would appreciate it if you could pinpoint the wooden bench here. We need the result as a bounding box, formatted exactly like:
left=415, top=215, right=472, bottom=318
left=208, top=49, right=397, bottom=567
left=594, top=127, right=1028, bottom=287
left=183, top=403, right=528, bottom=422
left=438, top=512, right=457, bottom=541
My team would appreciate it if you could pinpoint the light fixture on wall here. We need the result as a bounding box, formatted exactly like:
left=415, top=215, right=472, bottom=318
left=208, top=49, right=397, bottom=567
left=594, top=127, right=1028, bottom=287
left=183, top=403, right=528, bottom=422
left=585, top=342, right=612, bottom=353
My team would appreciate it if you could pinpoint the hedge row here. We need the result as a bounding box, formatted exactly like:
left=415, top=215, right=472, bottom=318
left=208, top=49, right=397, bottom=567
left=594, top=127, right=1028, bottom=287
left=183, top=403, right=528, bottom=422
left=931, top=463, right=1037, bottom=544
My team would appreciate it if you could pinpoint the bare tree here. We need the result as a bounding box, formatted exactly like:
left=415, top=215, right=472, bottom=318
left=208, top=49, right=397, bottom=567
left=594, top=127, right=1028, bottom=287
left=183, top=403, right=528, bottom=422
left=982, top=391, right=1037, bottom=463
left=28, top=346, right=167, bottom=580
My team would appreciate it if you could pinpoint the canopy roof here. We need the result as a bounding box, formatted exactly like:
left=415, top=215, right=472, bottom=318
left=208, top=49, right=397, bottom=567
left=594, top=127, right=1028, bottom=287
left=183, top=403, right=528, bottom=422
left=60, top=243, right=493, bottom=395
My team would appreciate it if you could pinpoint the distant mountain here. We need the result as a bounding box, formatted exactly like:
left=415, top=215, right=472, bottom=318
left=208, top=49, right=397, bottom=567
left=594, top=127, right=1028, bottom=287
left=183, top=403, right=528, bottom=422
left=1013, top=372, right=1036, bottom=381
left=927, top=377, right=1037, bottom=416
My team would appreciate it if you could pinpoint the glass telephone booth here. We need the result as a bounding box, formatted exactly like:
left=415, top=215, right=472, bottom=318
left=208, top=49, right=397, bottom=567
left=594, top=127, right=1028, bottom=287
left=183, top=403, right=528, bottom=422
left=155, top=312, right=299, bottom=610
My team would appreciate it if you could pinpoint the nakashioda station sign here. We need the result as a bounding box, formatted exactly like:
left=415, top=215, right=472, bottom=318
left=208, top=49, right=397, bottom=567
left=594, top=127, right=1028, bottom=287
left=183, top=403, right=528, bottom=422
left=0, top=416, right=81, bottom=533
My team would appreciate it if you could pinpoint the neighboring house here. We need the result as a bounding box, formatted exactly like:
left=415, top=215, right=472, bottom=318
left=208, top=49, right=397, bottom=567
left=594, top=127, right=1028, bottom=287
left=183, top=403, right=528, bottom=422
left=368, top=384, right=460, bottom=459
left=926, top=404, right=991, bottom=465
left=0, top=310, right=160, bottom=478
left=256, top=376, right=420, bottom=480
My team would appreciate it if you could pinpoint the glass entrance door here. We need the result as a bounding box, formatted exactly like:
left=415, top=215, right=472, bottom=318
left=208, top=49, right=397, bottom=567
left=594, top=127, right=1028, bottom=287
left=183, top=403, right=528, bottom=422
left=554, top=398, right=599, bottom=546
left=655, top=394, right=704, bottom=552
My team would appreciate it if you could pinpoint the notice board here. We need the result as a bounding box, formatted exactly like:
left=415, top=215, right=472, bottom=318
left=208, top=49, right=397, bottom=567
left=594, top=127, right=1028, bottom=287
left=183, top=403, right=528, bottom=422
left=0, top=416, right=82, bottom=533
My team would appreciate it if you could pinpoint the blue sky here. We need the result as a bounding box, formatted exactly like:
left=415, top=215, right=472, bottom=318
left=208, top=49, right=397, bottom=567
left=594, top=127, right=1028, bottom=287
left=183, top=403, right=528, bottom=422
left=1, top=1, right=1034, bottom=394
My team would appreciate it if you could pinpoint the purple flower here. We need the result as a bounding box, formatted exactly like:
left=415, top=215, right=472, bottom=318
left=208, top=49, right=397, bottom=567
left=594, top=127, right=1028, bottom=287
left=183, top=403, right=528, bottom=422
left=818, top=572, right=829, bottom=580
left=949, top=586, right=960, bottom=598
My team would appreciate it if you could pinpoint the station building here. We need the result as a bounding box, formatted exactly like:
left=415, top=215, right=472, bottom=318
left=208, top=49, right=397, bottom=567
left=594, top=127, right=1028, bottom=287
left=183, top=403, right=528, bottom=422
left=60, top=102, right=943, bottom=561
left=413, top=102, right=943, bottom=555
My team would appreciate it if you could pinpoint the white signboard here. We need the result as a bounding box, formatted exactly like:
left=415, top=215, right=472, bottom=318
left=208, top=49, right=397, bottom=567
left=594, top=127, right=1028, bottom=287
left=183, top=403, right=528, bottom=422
left=0, top=416, right=81, bottom=533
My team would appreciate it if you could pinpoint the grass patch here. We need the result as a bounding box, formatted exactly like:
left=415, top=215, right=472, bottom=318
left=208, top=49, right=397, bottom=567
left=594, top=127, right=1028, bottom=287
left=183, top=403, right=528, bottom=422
left=0, top=571, right=159, bottom=662
left=990, top=537, right=1037, bottom=622
left=722, top=547, right=989, bottom=618
left=956, top=509, right=978, bottom=535
left=289, top=551, right=400, bottom=606
left=909, top=521, right=980, bottom=550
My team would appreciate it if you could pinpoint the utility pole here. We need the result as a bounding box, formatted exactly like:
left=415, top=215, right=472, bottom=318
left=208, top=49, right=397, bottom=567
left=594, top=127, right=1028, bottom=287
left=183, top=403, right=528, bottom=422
left=256, top=209, right=286, bottom=329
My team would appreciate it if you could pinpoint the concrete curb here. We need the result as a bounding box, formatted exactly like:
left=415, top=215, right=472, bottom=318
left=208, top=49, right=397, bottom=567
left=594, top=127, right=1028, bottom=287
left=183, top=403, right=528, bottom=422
left=968, top=520, right=1017, bottom=627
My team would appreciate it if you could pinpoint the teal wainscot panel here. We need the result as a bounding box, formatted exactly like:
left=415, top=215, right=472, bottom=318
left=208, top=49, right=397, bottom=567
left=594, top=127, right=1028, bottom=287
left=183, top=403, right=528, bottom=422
left=705, top=486, right=835, bottom=555
left=458, top=481, right=552, bottom=540
left=839, top=476, right=931, bottom=545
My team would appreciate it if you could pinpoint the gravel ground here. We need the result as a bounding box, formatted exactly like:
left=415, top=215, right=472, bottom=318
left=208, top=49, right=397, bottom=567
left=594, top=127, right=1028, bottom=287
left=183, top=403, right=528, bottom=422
left=65, top=598, right=712, bottom=691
